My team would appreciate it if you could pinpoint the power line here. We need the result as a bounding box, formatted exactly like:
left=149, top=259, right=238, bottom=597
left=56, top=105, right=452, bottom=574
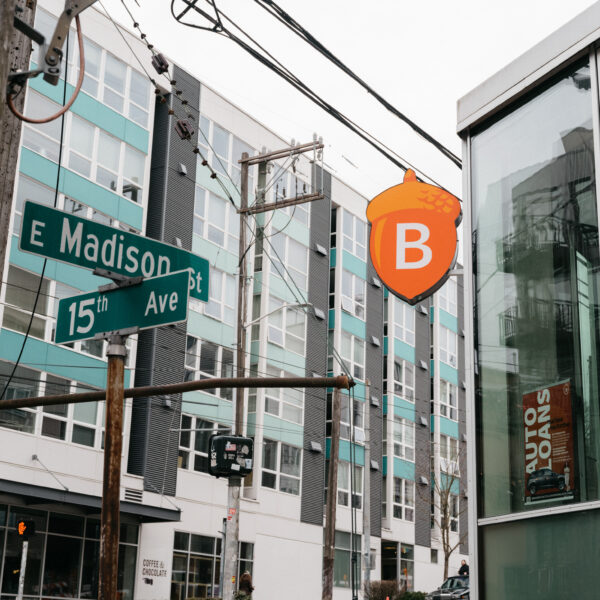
left=170, top=0, right=452, bottom=190
left=252, top=0, right=462, bottom=169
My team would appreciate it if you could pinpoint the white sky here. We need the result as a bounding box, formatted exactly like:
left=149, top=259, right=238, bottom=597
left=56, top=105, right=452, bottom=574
left=99, top=0, right=597, bottom=200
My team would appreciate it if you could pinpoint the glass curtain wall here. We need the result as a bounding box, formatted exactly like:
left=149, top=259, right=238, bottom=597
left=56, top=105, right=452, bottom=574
left=471, top=58, right=600, bottom=599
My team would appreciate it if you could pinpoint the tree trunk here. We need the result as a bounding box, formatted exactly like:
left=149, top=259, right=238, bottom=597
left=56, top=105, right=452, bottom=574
left=0, top=0, right=36, bottom=300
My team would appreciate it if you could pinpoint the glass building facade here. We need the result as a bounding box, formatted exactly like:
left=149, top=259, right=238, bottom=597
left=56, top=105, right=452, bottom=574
left=459, top=4, right=600, bottom=599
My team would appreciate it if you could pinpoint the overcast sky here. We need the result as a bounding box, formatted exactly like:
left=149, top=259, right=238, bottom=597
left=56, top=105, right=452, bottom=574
left=100, top=0, right=597, bottom=200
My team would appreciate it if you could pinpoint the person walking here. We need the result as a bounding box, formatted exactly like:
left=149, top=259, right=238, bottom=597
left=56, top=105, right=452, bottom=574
left=238, top=571, right=254, bottom=598
left=458, top=560, right=469, bottom=576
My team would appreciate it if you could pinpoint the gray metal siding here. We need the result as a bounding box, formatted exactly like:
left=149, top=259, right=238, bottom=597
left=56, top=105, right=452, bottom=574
left=366, top=261, right=383, bottom=538
left=414, top=299, right=432, bottom=547
left=457, top=273, right=469, bottom=554
left=128, top=65, right=200, bottom=496
left=300, top=165, right=331, bottom=525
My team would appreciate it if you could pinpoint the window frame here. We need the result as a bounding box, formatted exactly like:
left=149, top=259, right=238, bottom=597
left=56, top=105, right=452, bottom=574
left=439, top=326, right=458, bottom=368
left=440, top=379, right=458, bottom=421
left=341, top=270, right=366, bottom=319
left=393, top=416, right=415, bottom=462
left=340, top=331, right=365, bottom=381
left=261, top=438, right=302, bottom=496
left=393, top=477, right=415, bottom=522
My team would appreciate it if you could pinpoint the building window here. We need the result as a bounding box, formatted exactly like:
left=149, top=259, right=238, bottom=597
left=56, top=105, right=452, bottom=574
left=184, top=335, right=234, bottom=400
left=171, top=531, right=253, bottom=599
left=393, top=477, right=415, bottom=521
left=440, top=434, right=459, bottom=474
left=440, top=379, right=458, bottom=420
left=264, top=364, right=304, bottom=424
left=178, top=415, right=229, bottom=473
left=393, top=359, right=415, bottom=401
left=393, top=417, right=415, bottom=461
left=340, top=331, right=365, bottom=380
left=197, top=116, right=256, bottom=192
left=21, top=91, right=61, bottom=162
left=261, top=439, right=302, bottom=495
left=196, top=268, right=236, bottom=326
left=393, top=298, right=416, bottom=345
left=439, top=326, right=457, bottom=368
left=267, top=296, right=306, bottom=355
left=382, top=476, right=387, bottom=518
left=337, top=462, right=363, bottom=508
left=333, top=531, right=361, bottom=588
left=449, top=494, right=459, bottom=532
left=12, top=176, right=55, bottom=235
left=269, top=230, right=309, bottom=292
left=431, top=548, right=438, bottom=563
left=193, top=185, right=239, bottom=253
left=438, top=277, right=457, bottom=316
left=341, top=210, right=366, bottom=260
left=341, top=270, right=366, bottom=319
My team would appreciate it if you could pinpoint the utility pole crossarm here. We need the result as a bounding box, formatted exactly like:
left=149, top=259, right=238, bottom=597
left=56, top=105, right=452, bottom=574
left=0, top=375, right=353, bottom=411
left=237, top=192, right=324, bottom=216
left=238, top=141, right=324, bottom=166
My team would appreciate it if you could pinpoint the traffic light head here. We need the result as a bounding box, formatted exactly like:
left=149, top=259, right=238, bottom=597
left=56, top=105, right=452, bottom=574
left=16, top=520, right=35, bottom=539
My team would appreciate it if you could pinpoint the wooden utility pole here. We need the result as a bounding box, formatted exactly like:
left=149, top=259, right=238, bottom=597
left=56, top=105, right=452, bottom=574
left=223, top=141, right=324, bottom=599
left=98, top=334, right=126, bottom=600
left=362, top=380, right=371, bottom=595
left=0, top=0, right=35, bottom=296
left=323, top=387, right=341, bottom=600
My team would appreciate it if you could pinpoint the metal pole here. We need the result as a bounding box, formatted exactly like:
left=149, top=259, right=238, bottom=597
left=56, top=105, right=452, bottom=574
left=363, top=381, right=371, bottom=598
left=323, top=387, right=342, bottom=600
left=219, top=517, right=227, bottom=597
left=16, top=539, right=28, bottom=600
left=0, top=375, right=352, bottom=411
left=98, top=334, right=126, bottom=600
left=223, top=151, right=249, bottom=600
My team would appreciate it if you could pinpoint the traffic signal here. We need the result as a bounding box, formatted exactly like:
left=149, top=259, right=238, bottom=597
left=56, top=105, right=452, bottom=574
left=16, top=520, right=35, bottom=540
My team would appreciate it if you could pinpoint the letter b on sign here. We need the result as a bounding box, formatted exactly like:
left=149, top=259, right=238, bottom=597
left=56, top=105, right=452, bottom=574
left=396, top=223, right=432, bottom=269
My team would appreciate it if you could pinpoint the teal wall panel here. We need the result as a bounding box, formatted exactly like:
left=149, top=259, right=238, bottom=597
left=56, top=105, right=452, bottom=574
left=394, top=339, right=415, bottom=363
left=342, top=251, right=367, bottom=279
left=439, top=362, right=459, bottom=385
left=382, top=455, right=387, bottom=476
left=271, top=212, right=310, bottom=246
left=383, top=337, right=388, bottom=356
left=187, top=311, right=234, bottom=347
left=439, top=309, right=458, bottom=333
left=262, top=414, right=303, bottom=447
left=0, top=329, right=108, bottom=388
left=328, top=309, right=335, bottom=329
left=383, top=395, right=388, bottom=416
left=30, top=76, right=149, bottom=153
left=182, top=392, right=231, bottom=423
left=266, top=343, right=305, bottom=375
left=20, top=149, right=143, bottom=229
left=440, top=416, right=459, bottom=439
left=325, top=438, right=365, bottom=466
left=393, top=457, right=415, bottom=480
left=330, top=248, right=336, bottom=268
left=392, top=395, right=416, bottom=421
left=341, top=312, right=366, bottom=339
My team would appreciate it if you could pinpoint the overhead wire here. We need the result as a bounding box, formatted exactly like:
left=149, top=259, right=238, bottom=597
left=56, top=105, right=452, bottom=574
left=252, top=0, right=462, bottom=168
left=169, top=0, right=452, bottom=190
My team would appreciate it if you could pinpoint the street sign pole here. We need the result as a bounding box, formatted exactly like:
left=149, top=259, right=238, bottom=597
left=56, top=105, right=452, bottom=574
left=99, top=334, right=126, bottom=600
left=16, top=539, right=28, bottom=600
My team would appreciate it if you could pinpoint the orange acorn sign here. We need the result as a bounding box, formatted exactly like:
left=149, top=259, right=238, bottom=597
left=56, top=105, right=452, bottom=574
left=366, top=169, right=461, bottom=305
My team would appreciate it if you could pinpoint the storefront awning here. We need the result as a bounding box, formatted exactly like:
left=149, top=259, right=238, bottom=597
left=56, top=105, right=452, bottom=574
left=0, top=479, right=181, bottom=522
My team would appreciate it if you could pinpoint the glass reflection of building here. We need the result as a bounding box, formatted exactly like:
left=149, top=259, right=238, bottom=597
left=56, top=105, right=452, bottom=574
left=459, top=5, right=600, bottom=599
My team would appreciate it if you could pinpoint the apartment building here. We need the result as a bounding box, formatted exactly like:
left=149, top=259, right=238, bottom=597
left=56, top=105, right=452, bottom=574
left=0, top=2, right=467, bottom=598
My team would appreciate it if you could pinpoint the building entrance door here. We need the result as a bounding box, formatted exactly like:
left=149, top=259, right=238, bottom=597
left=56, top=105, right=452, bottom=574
left=381, top=540, right=397, bottom=580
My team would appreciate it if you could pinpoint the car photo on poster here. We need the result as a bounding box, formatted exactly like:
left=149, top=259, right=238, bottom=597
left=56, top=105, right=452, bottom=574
left=526, top=468, right=566, bottom=496
left=522, top=380, right=575, bottom=503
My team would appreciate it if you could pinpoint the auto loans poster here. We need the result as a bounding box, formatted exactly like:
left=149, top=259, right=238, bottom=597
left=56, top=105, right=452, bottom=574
left=523, top=380, right=574, bottom=502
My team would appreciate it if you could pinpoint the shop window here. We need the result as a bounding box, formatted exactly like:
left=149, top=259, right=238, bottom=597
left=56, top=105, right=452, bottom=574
left=332, top=530, right=361, bottom=588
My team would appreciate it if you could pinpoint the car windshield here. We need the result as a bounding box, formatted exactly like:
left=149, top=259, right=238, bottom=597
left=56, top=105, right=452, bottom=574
left=441, top=577, right=469, bottom=589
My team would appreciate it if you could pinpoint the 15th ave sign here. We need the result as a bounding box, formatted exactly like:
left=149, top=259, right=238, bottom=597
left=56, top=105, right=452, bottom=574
left=55, top=270, right=190, bottom=343
left=20, top=201, right=209, bottom=302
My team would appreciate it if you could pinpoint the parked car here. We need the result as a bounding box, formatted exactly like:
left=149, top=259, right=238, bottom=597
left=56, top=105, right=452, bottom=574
left=425, top=575, right=469, bottom=600
left=527, top=468, right=565, bottom=495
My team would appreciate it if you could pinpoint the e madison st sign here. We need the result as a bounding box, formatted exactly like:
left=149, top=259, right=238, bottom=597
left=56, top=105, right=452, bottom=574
left=19, top=201, right=209, bottom=302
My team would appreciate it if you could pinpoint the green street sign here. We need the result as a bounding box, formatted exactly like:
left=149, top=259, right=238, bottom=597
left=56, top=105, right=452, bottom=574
left=55, top=270, right=190, bottom=343
left=20, top=201, right=209, bottom=302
